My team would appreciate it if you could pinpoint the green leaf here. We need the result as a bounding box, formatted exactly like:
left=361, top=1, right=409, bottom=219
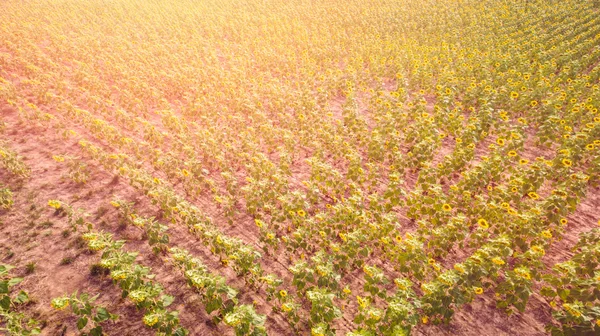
left=0, top=295, right=10, bottom=310
left=0, top=281, right=9, bottom=294
left=162, top=295, right=175, bottom=307
left=13, top=290, right=30, bottom=304
left=8, top=277, right=23, bottom=287
left=558, top=289, right=570, bottom=301
left=95, top=307, right=110, bottom=322
left=89, top=326, right=103, bottom=336
left=540, top=287, right=556, bottom=298
left=77, top=316, right=88, bottom=330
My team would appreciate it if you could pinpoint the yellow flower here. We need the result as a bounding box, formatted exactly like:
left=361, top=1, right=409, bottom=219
left=343, top=287, right=351, bottom=295
left=508, top=151, right=517, bottom=157
left=530, top=100, right=538, bottom=107
left=319, top=231, right=326, bottom=238
left=492, top=257, right=505, bottom=265
left=266, top=233, right=275, bottom=240
left=181, top=169, right=190, bottom=177
left=515, top=268, right=531, bottom=280
left=442, top=203, right=452, bottom=212
left=562, top=158, right=572, bottom=167
left=51, top=297, right=69, bottom=310
left=528, top=192, right=540, bottom=200
left=496, top=138, right=506, bottom=146
left=143, top=313, right=159, bottom=327
left=81, top=232, right=98, bottom=241
left=129, top=290, right=147, bottom=303
left=279, top=290, right=288, bottom=298
left=297, top=209, right=306, bottom=217
left=586, top=144, right=595, bottom=150
left=519, top=159, right=529, bottom=165
left=281, top=303, right=293, bottom=313
left=421, top=316, right=429, bottom=324
left=474, top=287, right=484, bottom=295
left=357, top=296, right=368, bottom=309
left=48, top=200, right=62, bottom=209
left=255, top=219, right=264, bottom=228
left=368, top=309, right=382, bottom=321
left=477, top=218, right=489, bottom=229
left=111, top=270, right=127, bottom=281
left=454, top=263, right=466, bottom=274
left=531, top=245, right=545, bottom=255
left=110, top=200, right=120, bottom=208
left=510, top=91, right=519, bottom=99
left=52, top=155, right=65, bottom=162
left=541, top=230, right=552, bottom=239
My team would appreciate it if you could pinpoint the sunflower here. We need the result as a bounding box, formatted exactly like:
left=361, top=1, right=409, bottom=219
left=477, top=218, right=489, bottom=229
left=51, top=297, right=70, bottom=310
left=496, top=138, right=506, bottom=146
left=474, top=287, right=484, bottom=295
left=279, top=290, right=288, bottom=298
left=531, top=245, right=545, bottom=255
left=561, top=158, right=572, bottom=167
left=48, top=200, right=62, bottom=209
left=510, top=91, right=519, bottom=99
left=143, top=314, right=159, bottom=327
left=528, top=192, right=540, bottom=200
left=492, top=257, right=505, bottom=265
left=508, top=150, right=517, bottom=157
left=442, top=203, right=452, bottom=212
left=453, top=263, right=466, bottom=274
